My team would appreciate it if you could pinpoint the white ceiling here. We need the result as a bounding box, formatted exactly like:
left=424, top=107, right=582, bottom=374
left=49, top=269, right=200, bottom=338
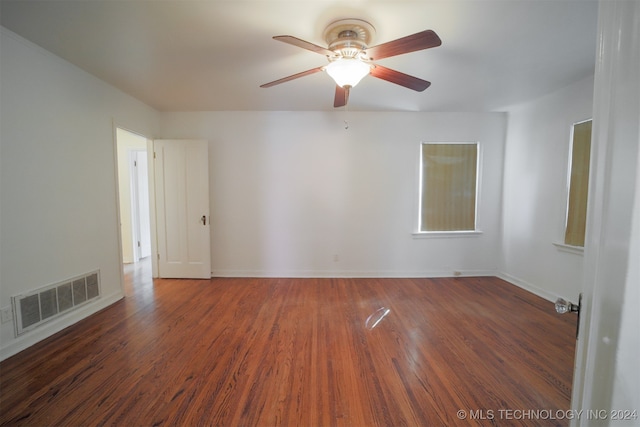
left=0, top=0, right=599, bottom=112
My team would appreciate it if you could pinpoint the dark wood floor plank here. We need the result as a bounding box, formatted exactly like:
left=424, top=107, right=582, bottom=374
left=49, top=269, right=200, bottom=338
left=0, top=265, right=576, bottom=426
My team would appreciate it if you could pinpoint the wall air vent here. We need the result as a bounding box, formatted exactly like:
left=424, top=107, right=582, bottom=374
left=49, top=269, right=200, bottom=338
left=11, top=270, right=101, bottom=336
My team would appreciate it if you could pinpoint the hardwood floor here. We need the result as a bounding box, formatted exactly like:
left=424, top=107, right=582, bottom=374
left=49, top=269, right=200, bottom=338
left=0, top=264, right=576, bottom=426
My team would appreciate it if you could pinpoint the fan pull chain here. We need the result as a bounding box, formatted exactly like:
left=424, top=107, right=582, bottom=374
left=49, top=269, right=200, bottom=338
left=344, top=104, right=349, bottom=130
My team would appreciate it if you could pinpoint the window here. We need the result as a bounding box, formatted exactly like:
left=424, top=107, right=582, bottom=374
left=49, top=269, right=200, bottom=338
left=419, top=143, right=478, bottom=232
left=564, top=120, right=592, bottom=247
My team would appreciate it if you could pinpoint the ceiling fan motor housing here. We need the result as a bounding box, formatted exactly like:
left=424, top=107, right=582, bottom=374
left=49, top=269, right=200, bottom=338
left=323, top=19, right=375, bottom=60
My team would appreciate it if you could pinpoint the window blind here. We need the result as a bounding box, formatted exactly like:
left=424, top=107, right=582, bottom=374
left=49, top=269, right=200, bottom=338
left=565, top=120, right=592, bottom=246
left=420, top=143, right=478, bottom=232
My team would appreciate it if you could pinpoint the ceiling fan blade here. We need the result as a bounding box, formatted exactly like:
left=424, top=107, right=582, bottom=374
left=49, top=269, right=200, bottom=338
left=370, top=65, right=431, bottom=91
left=364, top=30, right=442, bottom=60
left=273, top=35, right=335, bottom=57
left=260, top=66, right=324, bottom=88
left=334, top=85, right=350, bottom=108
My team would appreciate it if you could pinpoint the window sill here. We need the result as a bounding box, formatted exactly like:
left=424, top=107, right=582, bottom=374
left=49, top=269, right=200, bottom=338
left=412, top=230, right=483, bottom=239
left=553, top=242, right=584, bottom=255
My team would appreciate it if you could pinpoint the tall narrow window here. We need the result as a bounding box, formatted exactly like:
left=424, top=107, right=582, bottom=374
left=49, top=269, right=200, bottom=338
left=564, top=120, right=592, bottom=247
left=419, top=143, right=478, bottom=232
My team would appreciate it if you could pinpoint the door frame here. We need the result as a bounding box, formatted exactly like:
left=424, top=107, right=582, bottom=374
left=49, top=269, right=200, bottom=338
left=113, top=125, right=159, bottom=284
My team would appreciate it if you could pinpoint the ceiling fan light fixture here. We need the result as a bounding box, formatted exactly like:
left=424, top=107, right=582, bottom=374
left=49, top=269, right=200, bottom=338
left=325, top=58, right=371, bottom=88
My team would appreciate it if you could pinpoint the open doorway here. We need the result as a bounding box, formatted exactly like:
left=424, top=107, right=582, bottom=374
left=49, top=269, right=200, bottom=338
left=116, top=128, right=153, bottom=284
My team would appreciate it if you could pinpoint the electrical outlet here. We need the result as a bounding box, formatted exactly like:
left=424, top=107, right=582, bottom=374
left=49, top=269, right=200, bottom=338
left=1, top=306, right=13, bottom=324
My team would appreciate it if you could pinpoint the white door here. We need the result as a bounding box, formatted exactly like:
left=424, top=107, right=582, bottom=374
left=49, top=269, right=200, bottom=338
left=570, top=1, right=640, bottom=423
left=133, top=150, right=152, bottom=260
left=154, top=139, right=211, bottom=279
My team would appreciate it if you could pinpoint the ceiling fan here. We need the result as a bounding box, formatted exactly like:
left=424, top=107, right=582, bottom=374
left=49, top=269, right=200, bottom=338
left=260, top=19, right=442, bottom=108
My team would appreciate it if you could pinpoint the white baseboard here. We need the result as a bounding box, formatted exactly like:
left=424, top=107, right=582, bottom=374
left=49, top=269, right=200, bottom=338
left=497, top=271, right=558, bottom=302
left=0, top=292, right=124, bottom=362
left=211, top=268, right=497, bottom=278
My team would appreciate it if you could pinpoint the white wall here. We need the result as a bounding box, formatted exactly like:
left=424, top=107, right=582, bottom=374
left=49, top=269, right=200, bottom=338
left=160, top=111, right=507, bottom=277
left=0, top=28, right=159, bottom=360
left=500, top=76, right=594, bottom=301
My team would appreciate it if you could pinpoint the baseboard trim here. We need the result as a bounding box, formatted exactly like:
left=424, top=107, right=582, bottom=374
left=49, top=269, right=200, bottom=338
left=497, top=271, right=558, bottom=303
left=0, top=292, right=124, bottom=362
left=211, top=269, right=497, bottom=278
